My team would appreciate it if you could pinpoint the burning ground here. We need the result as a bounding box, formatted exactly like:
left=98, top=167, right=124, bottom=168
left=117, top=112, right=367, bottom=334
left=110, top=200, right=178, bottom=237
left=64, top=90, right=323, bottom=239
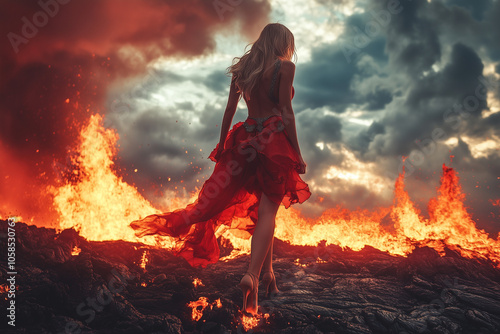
left=1, top=219, right=500, bottom=333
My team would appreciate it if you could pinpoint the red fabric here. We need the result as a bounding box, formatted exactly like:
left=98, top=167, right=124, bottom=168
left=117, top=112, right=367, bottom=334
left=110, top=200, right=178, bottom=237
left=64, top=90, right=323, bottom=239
left=129, top=115, right=311, bottom=268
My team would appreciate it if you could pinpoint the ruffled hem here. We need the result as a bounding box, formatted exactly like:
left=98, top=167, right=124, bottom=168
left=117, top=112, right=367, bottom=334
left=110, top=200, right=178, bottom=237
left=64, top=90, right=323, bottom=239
left=129, top=115, right=311, bottom=268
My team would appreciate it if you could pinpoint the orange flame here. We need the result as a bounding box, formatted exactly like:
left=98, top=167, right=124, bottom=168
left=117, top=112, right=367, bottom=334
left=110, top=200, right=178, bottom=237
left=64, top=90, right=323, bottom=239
left=240, top=312, right=270, bottom=331
left=0, top=284, right=8, bottom=301
left=46, top=114, right=181, bottom=248
left=43, top=113, right=499, bottom=268
left=187, top=297, right=222, bottom=321
left=71, top=246, right=81, bottom=256
left=193, top=278, right=204, bottom=288
left=139, top=250, right=149, bottom=270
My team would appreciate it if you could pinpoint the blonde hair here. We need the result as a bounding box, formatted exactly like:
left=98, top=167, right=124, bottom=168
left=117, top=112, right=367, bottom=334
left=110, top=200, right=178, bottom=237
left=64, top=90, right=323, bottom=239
left=226, top=23, right=297, bottom=101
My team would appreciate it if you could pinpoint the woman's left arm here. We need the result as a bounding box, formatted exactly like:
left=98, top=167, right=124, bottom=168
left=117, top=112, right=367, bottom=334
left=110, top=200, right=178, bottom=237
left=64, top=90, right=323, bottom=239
left=217, top=75, right=241, bottom=149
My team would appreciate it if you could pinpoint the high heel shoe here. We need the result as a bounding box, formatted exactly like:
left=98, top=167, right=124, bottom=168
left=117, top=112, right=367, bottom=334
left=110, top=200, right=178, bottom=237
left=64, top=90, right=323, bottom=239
left=239, top=272, right=259, bottom=315
left=262, top=270, right=280, bottom=298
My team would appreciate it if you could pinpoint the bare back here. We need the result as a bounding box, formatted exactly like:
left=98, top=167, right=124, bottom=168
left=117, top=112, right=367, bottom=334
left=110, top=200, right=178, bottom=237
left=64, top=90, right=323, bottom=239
left=242, top=58, right=295, bottom=119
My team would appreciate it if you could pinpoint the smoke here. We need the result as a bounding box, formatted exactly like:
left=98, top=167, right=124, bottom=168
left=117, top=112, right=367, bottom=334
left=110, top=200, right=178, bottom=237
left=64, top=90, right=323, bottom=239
left=0, top=0, right=271, bottom=225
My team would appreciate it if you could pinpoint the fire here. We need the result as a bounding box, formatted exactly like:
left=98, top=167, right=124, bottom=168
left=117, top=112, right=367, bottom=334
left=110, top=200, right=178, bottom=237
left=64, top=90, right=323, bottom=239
left=294, top=258, right=307, bottom=267
left=187, top=297, right=222, bottom=321
left=139, top=250, right=149, bottom=270
left=41, top=113, right=499, bottom=269
left=240, top=312, right=270, bottom=331
left=46, top=114, right=180, bottom=248
left=71, top=246, right=81, bottom=256
left=193, top=278, right=204, bottom=288
left=0, top=284, right=8, bottom=301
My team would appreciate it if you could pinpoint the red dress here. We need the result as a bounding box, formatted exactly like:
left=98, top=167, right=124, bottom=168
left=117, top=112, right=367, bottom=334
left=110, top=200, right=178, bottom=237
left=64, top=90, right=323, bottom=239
left=129, top=60, right=311, bottom=268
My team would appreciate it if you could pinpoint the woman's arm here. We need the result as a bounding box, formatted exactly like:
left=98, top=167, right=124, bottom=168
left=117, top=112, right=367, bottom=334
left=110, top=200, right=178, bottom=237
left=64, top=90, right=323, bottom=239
left=279, top=61, right=301, bottom=156
left=217, top=75, right=241, bottom=149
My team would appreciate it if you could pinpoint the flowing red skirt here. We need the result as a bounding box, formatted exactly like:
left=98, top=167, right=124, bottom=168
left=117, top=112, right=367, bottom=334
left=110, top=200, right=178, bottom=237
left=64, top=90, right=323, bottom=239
left=129, top=115, right=311, bottom=268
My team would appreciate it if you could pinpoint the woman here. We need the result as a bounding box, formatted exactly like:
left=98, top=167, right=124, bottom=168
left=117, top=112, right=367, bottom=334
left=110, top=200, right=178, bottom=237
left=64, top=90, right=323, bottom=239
left=129, top=23, right=311, bottom=316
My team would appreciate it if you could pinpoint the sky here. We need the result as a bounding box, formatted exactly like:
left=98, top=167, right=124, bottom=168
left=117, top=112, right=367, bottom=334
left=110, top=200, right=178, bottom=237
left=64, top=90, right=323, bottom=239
left=1, top=0, right=499, bottom=236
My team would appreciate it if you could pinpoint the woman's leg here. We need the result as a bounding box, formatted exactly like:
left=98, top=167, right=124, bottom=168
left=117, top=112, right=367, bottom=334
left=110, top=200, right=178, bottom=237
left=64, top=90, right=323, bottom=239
left=262, top=236, right=274, bottom=273
left=248, top=192, right=280, bottom=278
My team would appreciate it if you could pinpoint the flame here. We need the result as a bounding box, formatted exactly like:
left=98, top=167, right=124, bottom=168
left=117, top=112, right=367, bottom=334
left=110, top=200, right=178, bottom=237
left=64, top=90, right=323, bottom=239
left=294, top=258, right=307, bottom=267
left=193, top=278, right=204, bottom=288
left=240, top=312, right=270, bottom=331
left=141, top=282, right=148, bottom=287
left=71, top=246, right=81, bottom=256
left=139, top=250, right=149, bottom=270
left=0, top=284, right=8, bottom=301
left=41, top=113, right=499, bottom=268
left=187, top=297, right=222, bottom=321
left=47, top=114, right=178, bottom=248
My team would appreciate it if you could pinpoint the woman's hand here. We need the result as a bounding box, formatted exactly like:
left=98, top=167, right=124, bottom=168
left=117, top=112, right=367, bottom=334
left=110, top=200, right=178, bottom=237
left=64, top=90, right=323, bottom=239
left=297, top=155, right=306, bottom=174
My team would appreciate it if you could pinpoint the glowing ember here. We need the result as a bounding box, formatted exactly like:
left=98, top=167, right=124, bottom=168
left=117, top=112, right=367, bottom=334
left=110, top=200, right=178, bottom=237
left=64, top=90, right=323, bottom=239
left=139, top=250, right=149, bottom=270
left=294, top=258, right=307, bottom=267
left=187, top=297, right=223, bottom=321
left=193, top=278, right=204, bottom=288
left=71, top=246, right=81, bottom=256
left=240, top=312, right=270, bottom=331
left=141, top=282, right=147, bottom=287
left=0, top=284, right=8, bottom=301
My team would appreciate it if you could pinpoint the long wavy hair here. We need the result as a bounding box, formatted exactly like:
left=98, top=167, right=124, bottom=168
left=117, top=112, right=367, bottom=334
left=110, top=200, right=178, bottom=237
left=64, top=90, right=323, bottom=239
left=226, top=23, right=297, bottom=101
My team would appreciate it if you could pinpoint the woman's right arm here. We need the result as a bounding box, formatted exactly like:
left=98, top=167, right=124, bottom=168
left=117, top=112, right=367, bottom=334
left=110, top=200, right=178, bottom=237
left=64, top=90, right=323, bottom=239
left=279, top=61, right=306, bottom=173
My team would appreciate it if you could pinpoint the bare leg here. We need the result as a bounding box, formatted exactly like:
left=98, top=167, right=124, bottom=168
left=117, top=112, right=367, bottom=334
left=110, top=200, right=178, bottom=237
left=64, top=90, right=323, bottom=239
left=248, top=192, right=280, bottom=278
left=240, top=192, right=280, bottom=314
left=262, top=236, right=274, bottom=273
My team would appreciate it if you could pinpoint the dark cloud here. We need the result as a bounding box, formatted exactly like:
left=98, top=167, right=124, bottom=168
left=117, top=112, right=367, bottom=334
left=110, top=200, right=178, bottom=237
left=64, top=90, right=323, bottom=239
left=290, top=0, right=499, bottom=231
left=203, top=70, right=231, bottom=92
left=383, top=0, right=441, bottom=75
left=351, top=42, right=486, bottom=160
left=444, top=0, right=493, bottom=21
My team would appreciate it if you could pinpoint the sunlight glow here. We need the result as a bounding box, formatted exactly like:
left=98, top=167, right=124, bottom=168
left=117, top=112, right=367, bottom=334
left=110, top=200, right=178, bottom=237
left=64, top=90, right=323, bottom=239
left=324, top=144, right=390, bottom=194
left=461, top=135, right=500, bottom=159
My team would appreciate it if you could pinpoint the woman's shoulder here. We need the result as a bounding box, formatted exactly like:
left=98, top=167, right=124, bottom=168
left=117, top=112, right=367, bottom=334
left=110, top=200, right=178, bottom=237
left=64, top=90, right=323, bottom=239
left=279, top=59, right=295, bottom=75
left=279, top=60, right=295, bottom=79
left=280, top=59, right=295, bottom=68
